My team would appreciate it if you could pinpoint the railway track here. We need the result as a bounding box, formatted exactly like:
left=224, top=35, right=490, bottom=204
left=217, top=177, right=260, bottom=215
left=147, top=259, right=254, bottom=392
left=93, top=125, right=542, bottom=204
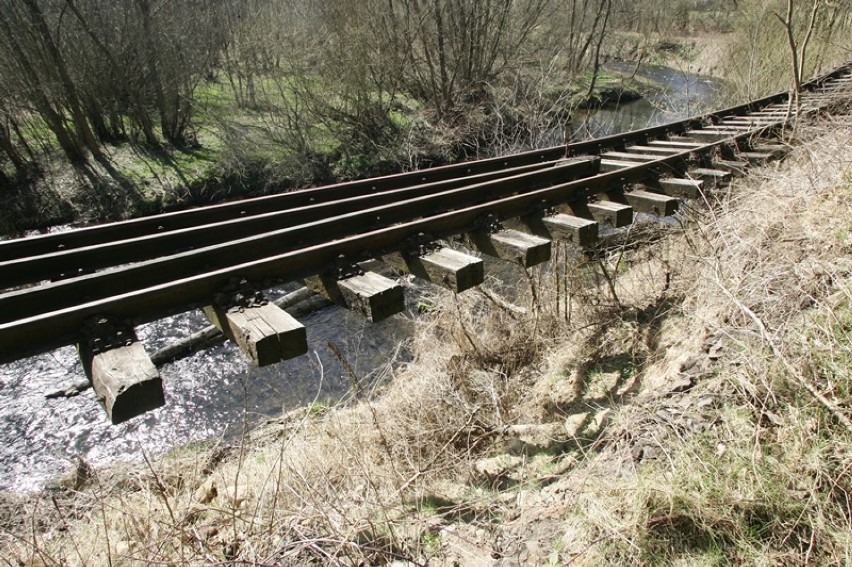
left=2, top=61, right=850, bottom=423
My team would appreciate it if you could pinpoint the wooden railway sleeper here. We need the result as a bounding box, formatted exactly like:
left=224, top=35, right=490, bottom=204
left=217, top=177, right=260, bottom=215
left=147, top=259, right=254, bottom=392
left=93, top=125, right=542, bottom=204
left=203, top=278, right=307, bottom=367
left=504, top=202, right=599, bottom=249
left=77, top=316, right=164, bottom=425
left=380, top=234, right=484, bottom=294
left=465, top=214, right=551, bottom=267
left=305, top=259, right=405, bottom=323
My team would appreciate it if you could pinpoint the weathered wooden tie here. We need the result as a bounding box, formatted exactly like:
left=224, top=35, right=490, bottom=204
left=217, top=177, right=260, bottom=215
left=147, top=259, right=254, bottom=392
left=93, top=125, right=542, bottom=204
left=738, top=151, right=774, bottom=164
left=507, top=210, right=599, bottom=249
left=306, top=270, right=405, bottom=322
left=690, top=167, right=732, bottom=186
left=713, top=160, right=750, bottom=175
left=77, top=318, right=164, bottom=425
left=625, top=190, right=679, bottom=216
left=203, top=297, right=306, bottom=368
left=600, top=151, right=659, bottom=163
left=541, top=214, right=599, bottom=247
left=468, top=228, right=551, bottom=267
left=600, top=159, right=640, bottom=173
left=586, top=200, right=634, bottom=228
left=382, top=246, right=484, bottom=293
left=625, top=145, right=682, bottom=156
left=648, top=140, right=703, bottom=149
left=680, top=129, right=741, bottom=143
left=650, top=177, right=704, bottom=199
left=751, top=144, right=787, bottom=159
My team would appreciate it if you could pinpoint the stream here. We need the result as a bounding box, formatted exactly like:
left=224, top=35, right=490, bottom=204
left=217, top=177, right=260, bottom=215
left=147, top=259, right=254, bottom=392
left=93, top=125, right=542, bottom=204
left=0, top=63, right=724, bottom=493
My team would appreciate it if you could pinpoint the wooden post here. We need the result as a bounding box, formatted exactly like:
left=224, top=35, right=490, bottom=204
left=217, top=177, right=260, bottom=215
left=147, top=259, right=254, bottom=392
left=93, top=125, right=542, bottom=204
left=78, top=318, right=164, bottom=425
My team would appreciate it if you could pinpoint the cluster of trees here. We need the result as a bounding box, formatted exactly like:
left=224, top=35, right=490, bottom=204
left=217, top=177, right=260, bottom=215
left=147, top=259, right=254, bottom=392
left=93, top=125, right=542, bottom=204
left=0, top=0, right=619, bottom=183
left=722, top=0, right=852, bottom=99
left=0, top=0, right=849, bottom=187
left=0, top=0, right=222, bottom=178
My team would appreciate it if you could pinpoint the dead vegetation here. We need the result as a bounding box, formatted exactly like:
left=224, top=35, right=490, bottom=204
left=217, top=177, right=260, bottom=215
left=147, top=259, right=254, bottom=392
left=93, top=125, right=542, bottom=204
left=1, top=118, right=851, bottom=565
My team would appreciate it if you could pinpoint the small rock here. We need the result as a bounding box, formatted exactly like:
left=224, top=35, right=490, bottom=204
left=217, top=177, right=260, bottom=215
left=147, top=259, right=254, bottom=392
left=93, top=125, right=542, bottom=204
left=220, top=484, right=246, bottom=507
left=194, top=478, right=217, bottom=504
left=564, top=412, right=589, bottom=437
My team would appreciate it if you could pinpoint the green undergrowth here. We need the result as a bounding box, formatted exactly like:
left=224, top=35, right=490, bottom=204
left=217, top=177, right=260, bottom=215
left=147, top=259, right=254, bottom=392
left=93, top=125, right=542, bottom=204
left=1, top=63, right=674, bottom=235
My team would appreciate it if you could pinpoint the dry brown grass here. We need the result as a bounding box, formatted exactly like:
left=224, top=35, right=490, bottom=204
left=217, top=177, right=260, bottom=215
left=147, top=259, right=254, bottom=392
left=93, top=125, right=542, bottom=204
left=539, top=118, right=852, bottom=565
left=1, top=118, right=850, bottom=566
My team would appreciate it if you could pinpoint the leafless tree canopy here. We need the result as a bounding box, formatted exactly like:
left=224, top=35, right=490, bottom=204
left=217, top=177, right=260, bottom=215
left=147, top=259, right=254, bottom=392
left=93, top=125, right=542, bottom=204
left=0, top=0, right=848, bottom=186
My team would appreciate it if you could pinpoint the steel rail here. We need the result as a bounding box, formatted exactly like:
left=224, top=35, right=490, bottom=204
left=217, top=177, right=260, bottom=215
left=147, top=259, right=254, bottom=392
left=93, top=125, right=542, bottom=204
left=0, top=159, right=601, bottom=324
left=0, top=160, right=567, bottom=287
left=1, top=117, right=815, bottom=363
left=1, top=60, right=846, bottom=264
left=1, top=64, right=843, bottom=287
left=0, top=126, right=778, bottom=361
left=0, top=61, right=849, bottom=363
left=0, top=149, right=569, bottom=261
left=0, top=149, right=691, bottom=362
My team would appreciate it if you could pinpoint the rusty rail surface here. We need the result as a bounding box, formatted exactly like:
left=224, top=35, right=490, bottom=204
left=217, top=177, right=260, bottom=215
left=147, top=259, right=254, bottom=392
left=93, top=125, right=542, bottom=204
left=1, top=62, right=850, bottom=366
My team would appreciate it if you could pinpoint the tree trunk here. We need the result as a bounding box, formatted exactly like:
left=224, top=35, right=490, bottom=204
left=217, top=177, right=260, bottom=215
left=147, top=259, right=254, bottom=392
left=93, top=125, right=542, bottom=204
left=0, top=118, right=29, bottom=175
left=0, top=10, right=87, bottom=162
left=137, top=0, right=185, bottom=144
left=64, top=0, right=158, bottom=145
left=22, top=0, right=102, bottom=160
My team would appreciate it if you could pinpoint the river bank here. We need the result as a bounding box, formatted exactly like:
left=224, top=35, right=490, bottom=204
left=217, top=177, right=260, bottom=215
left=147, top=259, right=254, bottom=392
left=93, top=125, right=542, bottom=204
left=3, top=116, right=850, bottom=564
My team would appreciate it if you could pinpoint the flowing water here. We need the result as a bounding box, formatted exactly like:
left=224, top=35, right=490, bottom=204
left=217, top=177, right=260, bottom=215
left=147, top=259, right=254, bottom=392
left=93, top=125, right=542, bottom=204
left=571, top=61, right=724, bottom=139
left=0, top=63, right=724, bottom=493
